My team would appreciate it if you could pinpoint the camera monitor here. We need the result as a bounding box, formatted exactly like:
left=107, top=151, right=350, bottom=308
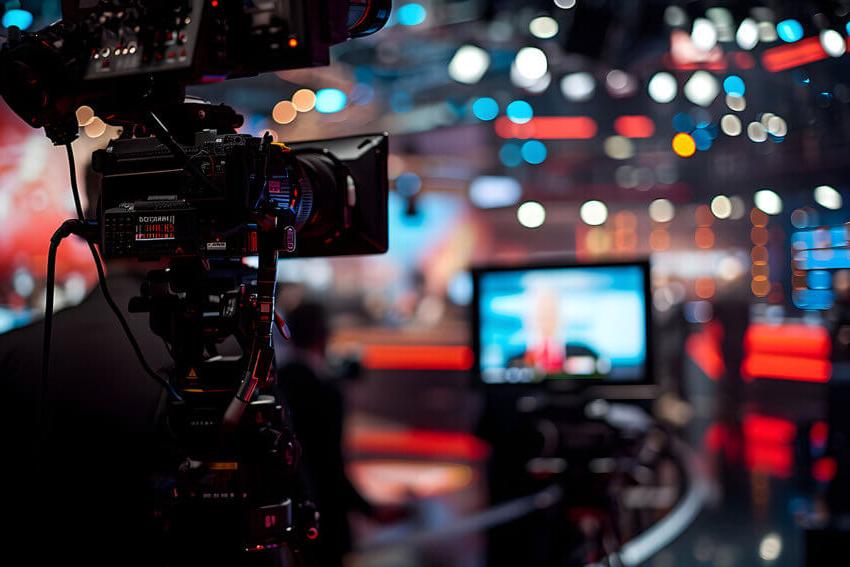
left=472, top=261, right=652, bottom=386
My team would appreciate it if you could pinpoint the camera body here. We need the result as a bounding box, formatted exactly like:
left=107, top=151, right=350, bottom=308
left=94, top=127, right=389, bottom=260
left=1, top=0, right=391, bottom=143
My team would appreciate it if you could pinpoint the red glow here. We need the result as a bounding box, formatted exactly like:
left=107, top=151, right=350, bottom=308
left=361, top=345, right=473, bottom=371
left=760, top=36, right=850, bottom=72
left=813, top=457, right=837, bottom=483
left=745, top=444, right=793, bottom=478
left=742, top=354, right=831, bottom=383
left=733, top=52, right=756, bottom=70
left=745, top=323, right=831, bottom=358
left=743, top=414, right=796, bottom=445
left=494, top=116, right=598, bottom=140
left=686, top=321, right=725, bottom=380
left=743, top=414, right=796, bottom=478
left=614, top=115, right=656, bottom=138
left=704, top=423, right=728, bottom=452
left=811, top=421, right=829, bottom=449
left=349, top=429, right=488, bottom=461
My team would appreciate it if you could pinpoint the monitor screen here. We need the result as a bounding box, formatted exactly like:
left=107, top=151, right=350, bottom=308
left=473, top=262, right=650, bottom=385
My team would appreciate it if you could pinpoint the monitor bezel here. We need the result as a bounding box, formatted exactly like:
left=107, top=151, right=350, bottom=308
left=471, top=259, right=654, bottom=390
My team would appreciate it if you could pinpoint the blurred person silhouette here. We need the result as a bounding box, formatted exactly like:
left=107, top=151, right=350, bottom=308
left=276, top=300, right=374, bottom=566
left=0, top=164, right=171, bottom=563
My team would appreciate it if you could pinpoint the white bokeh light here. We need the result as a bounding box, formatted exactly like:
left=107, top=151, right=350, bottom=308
left=560, top=72, right=596, bottom=102
left=721, top=114, right=742, bottom=136
left=517, top=201, right=546, bottom=228
left=514, top=47, right=548, bottom=82
left=736, top=18, right=759, bottom=50
left=529, top=16, right=559, bottom=39
left=649, top=199, right=675, bottom=223
left=580, top=200, right=608, bottom=226
left=691, top=18, right=718, bottom=51
left=759, top=533, right=782, bottom=562
left=755, top=189, right=783, bottom=215
left=684, top=71, right=719, bottom=107
left=648, top=72, right=678, bottom=103
left=821, top=29, right=846, bottom=57
left=814, top=185, right=843, bottom=210
left=448, top=45, right=490, bottom=84
left=711, top=195, right=732, bottom=219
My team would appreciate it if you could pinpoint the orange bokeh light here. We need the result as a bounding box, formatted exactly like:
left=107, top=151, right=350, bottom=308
left=672, top=133, right=696, bottom=158
left=695, top=227, right=715, bottom=248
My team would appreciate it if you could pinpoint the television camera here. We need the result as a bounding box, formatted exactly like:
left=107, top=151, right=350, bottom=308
left=0, top=1, right=391, bottom=563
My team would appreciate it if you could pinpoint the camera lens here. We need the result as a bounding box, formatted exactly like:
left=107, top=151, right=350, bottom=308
left=346, top=0, right=391, bottom=38
left=290, top=153, right=345, bottom=239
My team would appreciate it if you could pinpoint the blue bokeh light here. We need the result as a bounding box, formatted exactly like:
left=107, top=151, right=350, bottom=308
left=390, top=91, right=414, bottom=113
left=395, top=172, right=422, bottom=197
left=315, top=88, right=347, bottom=113
left=506, top=100, right=533, bottom=124
left=693, top=128, right=713, bottom=151
left=520, top=140, right=547, bottom=164
left=672, top=112, right=694, bottom=133
left=499, top=143, right=522, bottom=168
left=2, top=9, right=33, bottom=30
left=472, top=97, right=499, bottom=121
left=723, top=75, right=746, bottom=97
left=397, top=3, right=427, bottom=26
left=777, top=19, right=804, bottom=43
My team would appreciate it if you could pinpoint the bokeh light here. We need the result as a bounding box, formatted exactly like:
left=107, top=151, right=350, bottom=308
left=723, top=75, right=746, bottom=97
left=736, top=18, right=759, bottom=50
left=517, top=201, right=546, bottom=228
left=560, top=72, right=596, bottom=102
left=691, top=18, right=718, bottom=51
left=315, top=88, right=347, bottom=113
left=272, top=100, right=298, bottom=124
left=684, top=71, right=719, bottom=107
left=721, top=114, right=742, bottom=136
left=520, top=140, right=547, bottom=165
left=2, top=9, right=33, bottom=30
left=821, top=29, right=846, bottom=57
left=649, top=199, right=675, bottom=223
left=776, top=19, right=803, bottom=43
left=292, top=89, right=316, bottom=112
left=506, top=100, right=533, bottom=124
left=449, top=45, right=490, bottom=84
left=529, top=16, right=559, bottom=39
left=672, top=133, right=697, bottom=158
left=814, top=185, right=842, bottom=209
left=471, top=97, right=499, bottom=121
left=514, top=47, right=548, bottom=82
left=499, top=142, right=522, bottom=167
left=648, top=72, right=678, bottom=103
left=711, top=195, right=733, bottom=219
left=397, top=3, right=427, bottom=26
left=580, top=200, right=608, bottom=226
left=754, top=189, right=783, bottom=215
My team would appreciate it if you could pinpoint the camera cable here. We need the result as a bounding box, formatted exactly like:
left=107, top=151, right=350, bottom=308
left=40, top=144, right=182, bottom=419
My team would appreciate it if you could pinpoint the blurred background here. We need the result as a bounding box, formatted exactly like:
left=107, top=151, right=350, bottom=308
left=4, top=0, right=850, bottom=565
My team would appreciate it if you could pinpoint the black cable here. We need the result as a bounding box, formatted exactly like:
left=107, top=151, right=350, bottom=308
left=43, top=143, right=183, bottom=401
left=86, top=240, right=181, bottom=400
left=41, top=232, right=61, bottom=419
left=65, top=143, right=84, bottom=219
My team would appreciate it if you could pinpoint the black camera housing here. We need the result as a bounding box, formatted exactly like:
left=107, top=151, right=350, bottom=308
left=94, top=130, right=389, bottom=260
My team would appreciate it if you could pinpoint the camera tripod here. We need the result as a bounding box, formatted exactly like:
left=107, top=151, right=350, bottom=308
left=133, top=254, right=319, bottom=565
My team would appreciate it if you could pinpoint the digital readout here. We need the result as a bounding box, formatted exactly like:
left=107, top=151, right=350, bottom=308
left=135, top=215, right=176, bottom=241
